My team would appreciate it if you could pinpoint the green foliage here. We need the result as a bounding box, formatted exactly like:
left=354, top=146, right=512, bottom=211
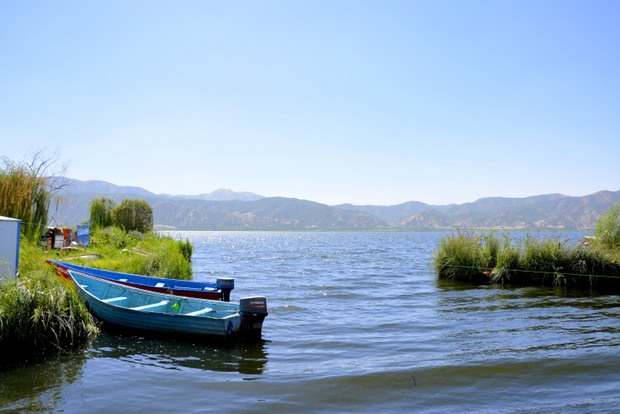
left=111, top=199, right=154, bottom=233
left=593, top=202, right=620, bottom=253
left=89, top=196, right=116, bottom=229
left=76, top=228, right=192, bottom=280
left=0, top=161, right=50, bottom=241
left=432, top=232, right=488, bottom=283
left=433, top=232, right=620, bottom=291
left=0, top=272, right=98, bottom=363
left=177, top=238, right=193, bottom=262
left=90, top=226, right=134, bottom=250
left=15, top=236, right=47, bottom=276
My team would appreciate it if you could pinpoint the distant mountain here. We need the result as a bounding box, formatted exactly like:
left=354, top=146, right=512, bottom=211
left=334, top=201, right=434, bottom=222
left=397, top=209, right=454, bottom=229
left=194, top=189, right=263, bottom=201
left=57, top=178, right=263, bottom=201
left=51, top=180, right=383, bottom=230
left=149, top=197, right=385, bottom=230
left=57, top=178, right=156, bottom=197
left=50, top=178, right=620, bottom=230
left=341, top=190, right=620, bottom=230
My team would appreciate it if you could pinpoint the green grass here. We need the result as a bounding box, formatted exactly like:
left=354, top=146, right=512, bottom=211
left=433, top=232, right=620, bottom=292
left=1, top=249, right=98, bottom=366
left=63, top=227, right=193, bottom=280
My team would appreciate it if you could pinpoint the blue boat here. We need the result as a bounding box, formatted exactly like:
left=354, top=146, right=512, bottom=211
left=47, top=260, right=234, bottom=301
left=68, top=270, right=268, bottom=341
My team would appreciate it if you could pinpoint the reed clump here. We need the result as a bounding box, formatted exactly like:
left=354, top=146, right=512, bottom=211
left=0, top=162, right=49, bottom=241
left=0, top=262, right=98, bottom=366
left=433, top=232, right=490, bottom=284
left=433, top=232, right=620, bottom=292
left=590, top=202, right=620, bottom=261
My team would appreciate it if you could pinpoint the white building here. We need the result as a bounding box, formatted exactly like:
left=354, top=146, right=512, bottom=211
left=0, top=216, right=21, bottom=281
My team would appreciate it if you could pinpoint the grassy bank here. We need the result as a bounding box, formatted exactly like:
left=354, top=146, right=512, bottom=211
left=433, top=232, right=620, bottom=292
left=60, top=227, right=194, bottom=280
left=0, top=228, right=193, bottom=367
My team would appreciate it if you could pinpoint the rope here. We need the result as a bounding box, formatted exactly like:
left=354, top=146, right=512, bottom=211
left=436, top=263, right=620, bottom=280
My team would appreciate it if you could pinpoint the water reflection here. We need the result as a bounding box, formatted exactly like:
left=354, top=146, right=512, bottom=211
left=432, top=280, right=620, bottom=362
left=0, top=348, right=88, bottom=412
left=0, top=332, right=270, bottom=412
left=88, top=332, right=269, bottom=375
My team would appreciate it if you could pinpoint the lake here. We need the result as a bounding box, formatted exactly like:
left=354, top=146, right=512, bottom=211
left=1, top=231, right=618, bottom=413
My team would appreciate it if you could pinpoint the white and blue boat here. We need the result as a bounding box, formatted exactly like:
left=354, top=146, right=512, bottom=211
left=68, top=270, right=267, bottom=342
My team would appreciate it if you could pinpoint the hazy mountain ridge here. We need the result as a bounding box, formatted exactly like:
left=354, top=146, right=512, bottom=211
left=349, top=191, right=620, bottom=230
left=58, top=178, right=263, bottom=201
left=51, top=179, right=620, bottom=230
left=52, top=181, right=386, bottom=230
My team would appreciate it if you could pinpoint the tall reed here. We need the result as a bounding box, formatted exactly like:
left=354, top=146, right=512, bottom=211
left=433, top=232, right=489, bottom=283
left=433, top=232, right=620, bottom=292
left=0, top=163, right=50, bottom=241
left=0, top=272, right=98, bottom=364
left=592, top=202, right=620, bottom=260
left=177, top=238, right=193, bottom=262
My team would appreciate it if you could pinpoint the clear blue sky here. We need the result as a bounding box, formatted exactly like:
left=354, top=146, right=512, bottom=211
left=1, top=0, right=618, bottom=206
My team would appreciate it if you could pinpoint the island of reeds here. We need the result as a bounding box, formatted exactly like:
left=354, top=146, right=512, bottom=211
left=433, top=203, right=620, bottom=293
left=0, top=154, right=193, bottom=367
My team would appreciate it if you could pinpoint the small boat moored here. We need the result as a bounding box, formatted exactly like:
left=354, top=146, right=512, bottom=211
left=47, top=260, right=234, bottom=301
left=68, top=270, right=268, bottom=342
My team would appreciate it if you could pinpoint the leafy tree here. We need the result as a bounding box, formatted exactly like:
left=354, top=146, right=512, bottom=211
left=593, top=202, right=620, bottom=252
left=89, top=196, right=116, bottom=229
left=111, top=199, right=154, bottom=233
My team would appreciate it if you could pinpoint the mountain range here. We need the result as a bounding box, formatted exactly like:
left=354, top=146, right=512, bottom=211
left=50, top=178, right=620, bottom=231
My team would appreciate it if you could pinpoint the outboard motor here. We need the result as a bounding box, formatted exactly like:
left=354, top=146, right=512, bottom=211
left=239, top=296, right=268, bottom=340
left=216, top=278, right=234, bottom=302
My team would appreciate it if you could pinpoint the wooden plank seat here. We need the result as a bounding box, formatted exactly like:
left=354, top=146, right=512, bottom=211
left=185, top=307, right=214, bottom=316
left=131, top=300, right=169, bottom=311
left=102, top=296, right=128, bottom=303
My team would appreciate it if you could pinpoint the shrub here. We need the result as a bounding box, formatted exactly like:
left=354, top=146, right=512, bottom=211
left=593, top=202, right=620, bottom=254
left=111, top=199, right=154, bottom=233
left=89, top=196, right=116, bottom=229
left=90, top=226, right=133, bottom=250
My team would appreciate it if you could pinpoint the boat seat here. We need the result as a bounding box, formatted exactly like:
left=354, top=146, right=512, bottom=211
left=131, top=300, right=169, bottom=311
left=185, top=307, right=214, bottom=316
left=102, top=296, right=128, bottom=303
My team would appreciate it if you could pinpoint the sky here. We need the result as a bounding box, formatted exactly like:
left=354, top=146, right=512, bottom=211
left=1, top=0, right=619, bottom=206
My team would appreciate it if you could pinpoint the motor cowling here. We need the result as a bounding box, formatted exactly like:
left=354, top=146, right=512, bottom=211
left=216, top=278, right=234, bottom=302
left=239, top=296, right=268, bottom=339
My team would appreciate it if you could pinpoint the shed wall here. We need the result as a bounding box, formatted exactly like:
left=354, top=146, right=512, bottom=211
left=0, top=218, right=21, bottom=280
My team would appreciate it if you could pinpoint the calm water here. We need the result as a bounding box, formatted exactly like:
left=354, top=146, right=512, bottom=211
left=1, top=231, right=618, bottom=413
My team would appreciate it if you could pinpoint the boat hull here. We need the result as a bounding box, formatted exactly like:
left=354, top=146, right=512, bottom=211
left=69, top=270, right=266, bottom=341
left=48, top=260, right=233, bottom=301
